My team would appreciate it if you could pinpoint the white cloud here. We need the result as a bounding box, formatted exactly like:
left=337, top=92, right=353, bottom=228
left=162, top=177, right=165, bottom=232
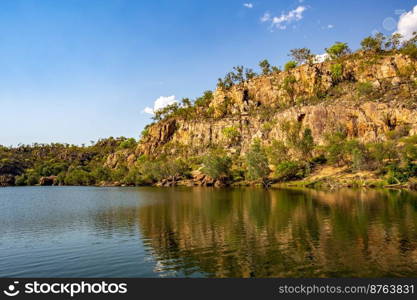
left=327, top=24, right=334, bottom=29
left=396, top=5, right=417, bottom=40
left=261, top=6, right=307, bottom=30
left=143, top=107, right=154, bottom=114
left=143, top=95, right=177, bottom=115
left=243, top=3, right=253, bottom=8
left=260, top=12, right=271, bottom=22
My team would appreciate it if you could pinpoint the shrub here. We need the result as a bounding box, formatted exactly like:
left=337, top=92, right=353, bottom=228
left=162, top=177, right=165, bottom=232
left=27, top=173, right=40, bottom=185
left=330, top=63, right=343, bottom=81
left=400, top=136, right=417, bottom=163
left=284, top=61, right=298, bottom=71
left=282, top=75, right=297, bottom=97
left=202, top=152, right=232, bottom=180
left=401, top=43, right=417, bottom=59
left=385, top=163, right=417, bottom=183
left=385, top=125, right=410, bottom=140
left=14, top=174, right=27, bottom=186
left=357, top=82, right=373, bottom=95
left=310, top=154, right=327, bottom=166
left=118, top=138, right=137, bottom=150
left=222, top=126, right=241, bottom=144
left=274, top=161, right=306, bottom=181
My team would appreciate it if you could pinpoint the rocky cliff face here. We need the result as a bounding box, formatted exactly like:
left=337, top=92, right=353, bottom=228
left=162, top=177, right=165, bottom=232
left=136, top=52, right=417, bottom=159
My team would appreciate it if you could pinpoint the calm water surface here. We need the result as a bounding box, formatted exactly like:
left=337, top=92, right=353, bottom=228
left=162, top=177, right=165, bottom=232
left=1, top=186, right=417, bottom=277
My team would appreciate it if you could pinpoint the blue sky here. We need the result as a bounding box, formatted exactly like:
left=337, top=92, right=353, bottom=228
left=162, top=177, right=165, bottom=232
left=1, top=0, right=416, bottom=146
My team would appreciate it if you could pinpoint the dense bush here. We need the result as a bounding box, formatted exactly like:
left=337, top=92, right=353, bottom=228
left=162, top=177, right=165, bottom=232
left=274, top=161, right=306, bottom=181
left=64, top=168, right=95, bottom=186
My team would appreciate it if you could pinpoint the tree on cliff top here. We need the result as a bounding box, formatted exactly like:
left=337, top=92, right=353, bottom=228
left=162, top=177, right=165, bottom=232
left=289, top=48, right=314, bottom=65
left=360, top=32, right=386, bottom=52
left=284, top=61, right=298, bottom=71
left=325, top=42, right=350, bottom=59
left=259, top=59, right=271, bottom=75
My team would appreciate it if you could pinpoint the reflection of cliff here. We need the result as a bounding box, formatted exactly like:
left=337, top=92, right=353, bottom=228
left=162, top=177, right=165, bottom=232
left=95, top=188, right=417, bottom=277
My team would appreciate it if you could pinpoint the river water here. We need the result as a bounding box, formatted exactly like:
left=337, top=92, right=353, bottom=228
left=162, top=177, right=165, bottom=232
left=1, top=186, right=417, bottom=277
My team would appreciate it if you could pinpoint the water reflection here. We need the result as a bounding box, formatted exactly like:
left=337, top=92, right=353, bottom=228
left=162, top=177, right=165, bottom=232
left=96, top=188, right=417, bottom=277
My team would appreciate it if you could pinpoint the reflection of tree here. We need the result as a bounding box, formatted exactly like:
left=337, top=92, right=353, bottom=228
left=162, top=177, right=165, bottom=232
left=95, top=188, right=417, bottom=277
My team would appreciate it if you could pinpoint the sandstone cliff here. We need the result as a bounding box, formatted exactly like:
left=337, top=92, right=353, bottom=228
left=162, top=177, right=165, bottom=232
left=135, top=52, right=417, bottom=160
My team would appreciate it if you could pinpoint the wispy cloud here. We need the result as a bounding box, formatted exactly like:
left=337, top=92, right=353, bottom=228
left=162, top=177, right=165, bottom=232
left=261, top=6, right=307, bottom=30
left=243, top=3, right=253, bottom=8
left=260, top=12, right=271, bottom=22
left=143, top=95, right=177, bottom=115
left=396, top=5, right=417, bottom=40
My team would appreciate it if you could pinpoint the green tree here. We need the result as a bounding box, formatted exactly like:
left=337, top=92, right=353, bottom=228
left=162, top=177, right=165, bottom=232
left=289, top=48, right=314, bottom=65
left=181, top=98, right=192, bottom=107
left=245, top=139, right=270, bottom=186
left=386, top=33, right=402, bottom=50
left=360, top=32, right=385, bottom=52
left=245, top=68, right=257, bottom=80
left=325, top=42, right=350, bottom=59
left=266, top=140, right=289, bottom=166
left=259, top=59, right=271, bottom=75
left=152, top=103, right=180, bottom=121
left=232, top=66, right=245, bottom=83
left=222, top=126, right=241, bottom=145
left=202, top=151, right=232, bottom=180
left=299, top=128, right=315, bottom=158
left=271, top=66, right=281, bottom=73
